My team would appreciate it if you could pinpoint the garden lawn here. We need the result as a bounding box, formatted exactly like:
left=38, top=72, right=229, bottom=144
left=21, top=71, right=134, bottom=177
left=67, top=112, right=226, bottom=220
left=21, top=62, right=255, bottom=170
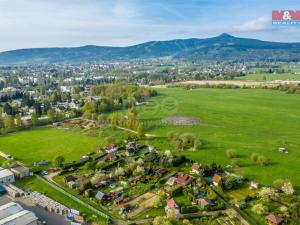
left=243, top=206, right=267, bottom=225
left=226, top=185, right=258, bottom=203
left=138, top=88, right=300, bottom=190
left=0, top=127, right=103, bottom=166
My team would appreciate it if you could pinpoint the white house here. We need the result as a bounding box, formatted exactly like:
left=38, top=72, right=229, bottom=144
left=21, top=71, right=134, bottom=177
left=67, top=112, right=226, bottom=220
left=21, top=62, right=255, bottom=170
left=0, top=168, right=15, bottom=184
left=166, top=177, right=177, bottom=186
left=250, top=181, right=260, bottom=189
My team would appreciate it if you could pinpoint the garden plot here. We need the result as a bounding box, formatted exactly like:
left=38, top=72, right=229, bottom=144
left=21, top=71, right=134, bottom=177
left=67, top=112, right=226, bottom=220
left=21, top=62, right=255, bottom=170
left=125, top=192, right=160, bottom=218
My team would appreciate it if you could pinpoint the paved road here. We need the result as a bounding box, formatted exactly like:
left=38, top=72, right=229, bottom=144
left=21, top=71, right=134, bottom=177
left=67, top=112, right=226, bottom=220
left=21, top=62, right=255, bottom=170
left=0, top=195, right=70, bottom=225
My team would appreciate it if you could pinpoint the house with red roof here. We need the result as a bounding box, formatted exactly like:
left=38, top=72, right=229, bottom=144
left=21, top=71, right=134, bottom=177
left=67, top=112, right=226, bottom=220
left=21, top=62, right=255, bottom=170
left=195, top=198, right=213, bottom=209
left=212, top=174, right=222, bottom=186
left=176, top=172, right=192, bottom=185
left=265, top=214, right=284, bottom=225
left=106, top=144, right=118, bottom=153
left=191, top=163, right=202, bottom=174
left=165, top=198, right=180, bottom=214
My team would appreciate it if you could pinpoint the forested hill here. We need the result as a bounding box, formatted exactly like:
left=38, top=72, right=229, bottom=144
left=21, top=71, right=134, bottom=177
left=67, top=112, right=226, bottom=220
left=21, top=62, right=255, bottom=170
left=1, top=33, right=300, bottom=65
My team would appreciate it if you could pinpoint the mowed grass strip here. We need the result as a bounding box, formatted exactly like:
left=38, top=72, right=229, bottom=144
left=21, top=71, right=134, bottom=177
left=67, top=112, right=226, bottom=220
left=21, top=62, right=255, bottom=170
left=0, top=127, right=103, bottom=166
left=15, top=177, right=108, bottom=224
left=139, top=88, right=300, bottom=189
left=15, top=176, right=89, bottom=213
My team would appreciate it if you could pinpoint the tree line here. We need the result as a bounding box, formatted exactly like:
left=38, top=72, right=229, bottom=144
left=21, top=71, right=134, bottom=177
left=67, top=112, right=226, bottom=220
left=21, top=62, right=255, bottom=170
left=82, top=84, right=157, bottom=119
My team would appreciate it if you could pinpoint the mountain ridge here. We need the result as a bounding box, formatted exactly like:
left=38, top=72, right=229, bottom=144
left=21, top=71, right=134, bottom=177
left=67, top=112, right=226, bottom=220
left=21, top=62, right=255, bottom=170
left=1, top=33, right=300, bottom=65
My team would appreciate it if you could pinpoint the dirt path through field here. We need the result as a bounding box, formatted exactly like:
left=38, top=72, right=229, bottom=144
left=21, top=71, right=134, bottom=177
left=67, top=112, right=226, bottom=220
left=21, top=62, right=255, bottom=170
left=149, top=79, right=300, bottom=88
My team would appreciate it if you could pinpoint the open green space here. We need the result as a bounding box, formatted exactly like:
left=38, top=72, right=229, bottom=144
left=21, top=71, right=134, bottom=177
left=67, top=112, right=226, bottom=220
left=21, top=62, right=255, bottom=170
left=0, top=127, right=103, bottom=166
left=243, top=207, right=267, bottom=225
left=15, top=176, right=108, bottom=224
left=235, top=73, right=300, bottom=81
left=138, top=88, right=300, bottom=190
left=15, top=176, right=89, bottom=212
left=0, top=157, right=6, bottom=165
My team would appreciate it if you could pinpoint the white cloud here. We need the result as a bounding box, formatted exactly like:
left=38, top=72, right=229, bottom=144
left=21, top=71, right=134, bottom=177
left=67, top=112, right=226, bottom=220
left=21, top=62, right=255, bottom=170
left=232, top=16, right=273, bottom=33
left=0, top=1, right=299, bottom=51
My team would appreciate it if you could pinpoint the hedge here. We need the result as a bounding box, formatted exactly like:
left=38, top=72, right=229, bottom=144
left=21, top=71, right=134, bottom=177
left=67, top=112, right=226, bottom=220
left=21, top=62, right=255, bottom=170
left=181, top=206, right=199, bottom=214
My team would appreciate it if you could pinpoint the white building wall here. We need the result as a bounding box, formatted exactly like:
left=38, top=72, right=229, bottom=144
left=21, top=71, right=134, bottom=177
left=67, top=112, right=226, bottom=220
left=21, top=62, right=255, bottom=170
left=0, top=169, right=15, bottom=184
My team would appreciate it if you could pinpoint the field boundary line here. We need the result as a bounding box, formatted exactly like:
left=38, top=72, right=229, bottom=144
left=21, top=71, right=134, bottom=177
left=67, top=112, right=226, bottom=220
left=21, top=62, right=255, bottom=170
left=116, top=126, right=156, bottom=137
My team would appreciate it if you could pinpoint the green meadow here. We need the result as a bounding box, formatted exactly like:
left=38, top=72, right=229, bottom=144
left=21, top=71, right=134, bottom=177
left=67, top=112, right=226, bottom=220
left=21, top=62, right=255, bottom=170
left=0, top=127, right=102, bottom=166
left=138, top=87, right=300, bottom=190
left=0, top=87, right=299, bottom=191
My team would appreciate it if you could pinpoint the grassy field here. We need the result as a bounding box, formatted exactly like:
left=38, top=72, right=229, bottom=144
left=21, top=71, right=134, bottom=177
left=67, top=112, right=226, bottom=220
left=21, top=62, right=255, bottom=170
left=235, top=73, right=300, bottom=81
left=138, top=88, right=300, bottom=190
left=0, top=127, right=103, bottom=166
left=15, top=177, right=90, bottom=212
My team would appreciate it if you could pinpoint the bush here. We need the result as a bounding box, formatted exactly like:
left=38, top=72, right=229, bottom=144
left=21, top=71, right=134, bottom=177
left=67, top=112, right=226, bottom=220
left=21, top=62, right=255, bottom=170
left=168, top=132, right=202, bottom=151
left=83, top=161, right=96, bottom=171
left=210, top=201, right=225, bottom=211
left=281, top=181, right=295, bottom=195
left=206, top=188, right=217, bottom=200
left=251, top=153, right=258, bottom=162
left=252, top=203, right=268, bottom=215
left=257, top=155, right=269, bottom=166
left=258, top=187, right=279, bottom=202
left=59, top=169, right=70, bottom=176
left=231, top=159, right=241, bottom=168
left=273, top=179, right=285, bottom=189
left=96, top=161, right=108, bottom=169
left=226, top=149, right=237, bottom=158
left=172, top=156, right=187, bottom=166
left=170, top=186, right=183, bottom=197
left=181, top=206, right=199, bottom=214
left=251, top=153, right=269, bottom=166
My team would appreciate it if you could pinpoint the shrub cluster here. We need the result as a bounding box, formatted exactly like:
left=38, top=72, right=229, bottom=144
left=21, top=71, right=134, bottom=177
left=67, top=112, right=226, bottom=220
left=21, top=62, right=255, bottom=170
left=168, top=131, right=202, bottom=151
left=251, top=153, right=269, bottom=166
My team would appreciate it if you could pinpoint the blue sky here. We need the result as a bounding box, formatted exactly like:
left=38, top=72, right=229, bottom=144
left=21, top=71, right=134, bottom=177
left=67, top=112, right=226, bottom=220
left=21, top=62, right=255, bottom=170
left=0, top=0, right=299, bottom=51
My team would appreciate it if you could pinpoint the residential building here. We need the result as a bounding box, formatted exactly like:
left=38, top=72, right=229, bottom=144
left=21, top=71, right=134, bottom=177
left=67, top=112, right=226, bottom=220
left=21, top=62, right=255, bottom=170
left=165, top=198, right=180, bottom=214
left=64, top=175, right=78, bottom=184
left=176, top=172, right=191, bottom=185
left=265, top=214, right=284, bottom=225
left=191, top=163, right=202, bottom=174
left=196, top=198, right=213, bottom=209
left=166, top=177, right=177, bottom=186
left=250, top=181, right=260, bottom=189
left=212, top=174, right=222, bottom=186
left=79, top=156, right=90, bottom=163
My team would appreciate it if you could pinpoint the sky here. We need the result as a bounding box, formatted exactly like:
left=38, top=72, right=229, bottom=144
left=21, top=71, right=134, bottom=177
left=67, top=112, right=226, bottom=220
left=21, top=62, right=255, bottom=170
left=0, top=0, right=299, bottom=51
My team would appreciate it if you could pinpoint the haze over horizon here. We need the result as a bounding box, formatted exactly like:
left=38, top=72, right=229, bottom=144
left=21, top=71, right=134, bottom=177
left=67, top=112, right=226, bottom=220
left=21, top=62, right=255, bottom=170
left=0, top=0, right=300, bottom=52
